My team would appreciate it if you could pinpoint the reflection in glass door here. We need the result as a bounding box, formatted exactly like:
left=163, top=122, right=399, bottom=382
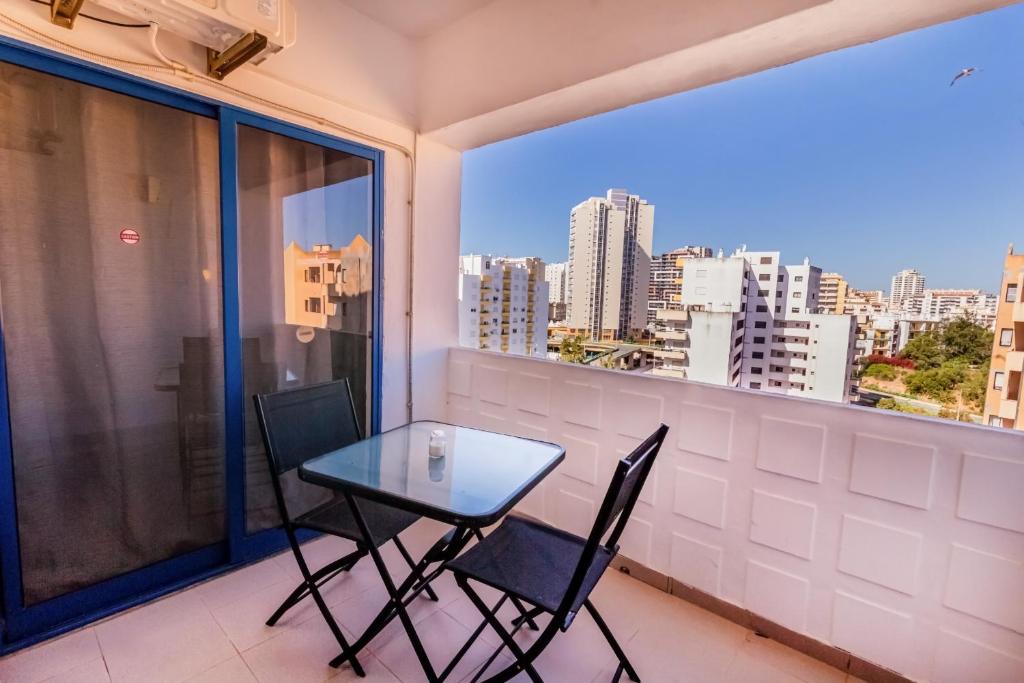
left=235, top=124, right=376, bottom=533
left=0, top=62, right=225, bottom=606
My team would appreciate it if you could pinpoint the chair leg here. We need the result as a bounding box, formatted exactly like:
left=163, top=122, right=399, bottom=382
left=284, top=527, right=365, bottom=677
left=459, top=578, right=545, bottom=683
left=584, top=599, right=640, bottom=683
left=267, top=546, right=366, bottom=626
left=393, top=536, right=440, bottom=602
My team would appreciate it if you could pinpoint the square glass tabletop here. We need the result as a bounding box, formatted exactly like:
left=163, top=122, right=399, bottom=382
left=299, top=421, right=565, bottom=526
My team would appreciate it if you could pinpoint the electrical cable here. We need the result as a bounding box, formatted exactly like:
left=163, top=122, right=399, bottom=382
left=28, top=0, right=150, bottom=28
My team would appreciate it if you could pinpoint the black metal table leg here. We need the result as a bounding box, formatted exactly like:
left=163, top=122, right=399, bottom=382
left=330, top=493, right=478, bottom=681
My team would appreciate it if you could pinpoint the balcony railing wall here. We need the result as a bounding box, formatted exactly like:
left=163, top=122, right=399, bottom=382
left=446, top=347, right=1024, bottom=682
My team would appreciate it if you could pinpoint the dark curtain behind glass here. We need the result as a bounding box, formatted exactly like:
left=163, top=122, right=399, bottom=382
left=237, top=125, right=373, bottom=533
left=0, top=63, right=224, bottom=604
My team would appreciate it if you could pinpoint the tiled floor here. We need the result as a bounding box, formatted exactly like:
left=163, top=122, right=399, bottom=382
left=0, top=519, right=862, bottom=682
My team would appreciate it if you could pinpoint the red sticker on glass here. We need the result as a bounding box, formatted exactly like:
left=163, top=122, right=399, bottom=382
left=119, top=228, right=140, bottom=245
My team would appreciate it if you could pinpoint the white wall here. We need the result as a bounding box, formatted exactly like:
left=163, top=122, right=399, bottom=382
left=448, top=347, right=1024, bottom=682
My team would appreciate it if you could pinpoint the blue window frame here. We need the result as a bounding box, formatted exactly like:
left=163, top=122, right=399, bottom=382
left=0, top=34, right=384, bottom=652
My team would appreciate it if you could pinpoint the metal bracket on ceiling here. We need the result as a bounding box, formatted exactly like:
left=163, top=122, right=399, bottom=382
left=49, top=0, right=84, bottom=28
left=207, top=32, right=268, bottom=80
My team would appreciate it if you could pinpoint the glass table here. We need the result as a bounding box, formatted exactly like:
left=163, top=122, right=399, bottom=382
left=299, top=420, right=564, bottom=681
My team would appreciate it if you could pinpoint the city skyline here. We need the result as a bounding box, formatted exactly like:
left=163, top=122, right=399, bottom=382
left=460, top=4, right=1024, bottom=293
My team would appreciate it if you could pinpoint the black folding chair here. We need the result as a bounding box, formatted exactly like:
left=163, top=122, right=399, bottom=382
left=446, top=424, right=668, bottom=683
left=253, top=379, right=438, bottom=677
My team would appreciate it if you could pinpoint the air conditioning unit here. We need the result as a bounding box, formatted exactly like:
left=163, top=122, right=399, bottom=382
left=87, top=0, right=296, bottom=77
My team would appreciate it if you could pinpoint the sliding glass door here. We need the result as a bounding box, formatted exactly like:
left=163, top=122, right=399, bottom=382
left=0, top=60, right=227, bottom=610
left=0, top=40, right=382, bottom=647
left=233, top=123, right=377, bottom=536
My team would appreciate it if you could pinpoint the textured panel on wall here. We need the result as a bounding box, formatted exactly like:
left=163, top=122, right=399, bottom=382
left=511, top=372, right=551, bottom=417
left=670, top=533, right=722, bottom=596
left=673, top=467, right=727, bottom=529
left=676, top=403, right=733, bottom=460
left=448, top=359, right=472, bottom=397
left=831, top=591, right=913, bottom=674
left=613, top=390, right=664, bottom=439
left=957, top=452, right=1024, bottom=533
left=944, top=544, right=1024, bottom=633
left=850, top=433, right=935, bottom=509
left=446, top=348, right=1024, bottom=682
left=749, top=489, right=817, bottom=560
left=744, top=560, right=809, bottom=632
left=476, top=365, right=508, bottom=405
left=755, top=416, right=825, bottom=483
left=838, top=515, right=921, bottom=595
left=560, top=381, right=602, bottom=429
left=560, top=434, right=600, bottom=485
left=931, top=630, right=1024, bottom=683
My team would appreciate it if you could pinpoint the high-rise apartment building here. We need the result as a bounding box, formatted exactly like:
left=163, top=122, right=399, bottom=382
left=647, top=246, right=712, bottom=327
left=544, top=261, right=568, bottom=322
left=458, top=254, right=548, bottom=357
left=819, top=272, right=849, bottom=314
left=890, top=268, right=925, bottom=308
left=566, top=189, right=654, bottom=340
left=983, top=245, right=1024, bottom=430
left=900, top=289, right=997, bottom=329
left=653, top=248, right=856, bottom=403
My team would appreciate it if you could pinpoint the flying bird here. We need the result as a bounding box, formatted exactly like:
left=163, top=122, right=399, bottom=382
left=949, top=67, right=977, bottom=87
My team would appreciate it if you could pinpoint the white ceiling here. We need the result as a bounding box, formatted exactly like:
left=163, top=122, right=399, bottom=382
left=339, top=0, right=494, bottom=39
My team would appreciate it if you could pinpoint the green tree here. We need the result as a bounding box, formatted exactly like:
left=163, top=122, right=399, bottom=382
left=900, top=332, right=943, bottom=369
left=940, top=316, right=993, bottom=365
left=559, top=335, right=587, bottom=363
left=903, top=362, right=966, bottom=401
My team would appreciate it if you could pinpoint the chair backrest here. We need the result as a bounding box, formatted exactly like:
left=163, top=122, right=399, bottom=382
left=253, top=379, right=363, bottom=522
left=558, top=423, right=668, bottom=617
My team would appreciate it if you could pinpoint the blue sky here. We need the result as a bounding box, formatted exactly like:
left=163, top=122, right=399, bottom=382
left=283, top=176, right=370, bottom=249
left=460, top=4, right=1024, bottom=293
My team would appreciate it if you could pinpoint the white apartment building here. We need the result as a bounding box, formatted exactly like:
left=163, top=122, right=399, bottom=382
left=900, top=289, right=998, bottom=329
left=654, top=248, right=856, bottom=403
left=647, top=246, right=712, bottom=327
left=458, top=254, right=548, bottom=357
left=566, top=189, right=654, bottom=340
left=544, top=261, right=568, bottom=322
left=890, top=268, right=925, bottom=308
left=544, top=262, right=567, bottom=304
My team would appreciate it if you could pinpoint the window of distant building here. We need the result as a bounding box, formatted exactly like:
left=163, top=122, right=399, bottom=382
left=758, top=274, right=771, bottom=281
left=758, top=289, right=769, bottom=296
left=775, top=305, right=781, bottom=313
left=993, top=371, right=1005, bottom=390
left=754, top=321, right=767, bottom=328
left=793, top=291, right=803, bottom=298
left=756, top=305, right=768, bottom=312
left=1000, top=328, right=1013, bottom=346
left=751, top=367, right=763, bottom=374
left=750, top=382, right=762, bottom=389
left=753, top=336, right=765, bottom=344
left=791, top=307, right=800, bottom=313
left=752, top=351, right=764, bottom=359
left=1008, top=284, right=1018, bottom=303
left=794, top=275, right=804, bottom=282
left=305, top=297, right=322, bottom=314
left=759, top=257, right=772, bottom=264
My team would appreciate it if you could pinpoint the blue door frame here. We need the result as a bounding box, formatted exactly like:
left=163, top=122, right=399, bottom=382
left=0, top=34, right=385, bottom=652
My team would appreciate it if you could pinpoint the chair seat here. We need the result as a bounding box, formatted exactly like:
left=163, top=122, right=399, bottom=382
left=448, top=515, right=614, bottom=614
left=294, top=496, right=420, bottom=548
